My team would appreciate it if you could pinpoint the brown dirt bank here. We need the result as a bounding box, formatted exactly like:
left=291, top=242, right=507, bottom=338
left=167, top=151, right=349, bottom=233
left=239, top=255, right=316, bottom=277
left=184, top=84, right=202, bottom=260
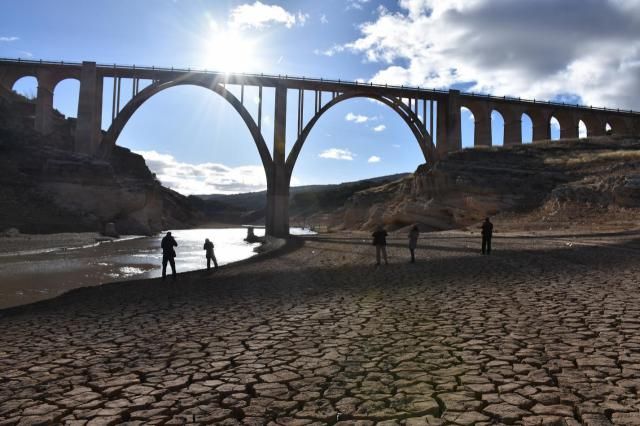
left=2, top=229, right=640, bottom=423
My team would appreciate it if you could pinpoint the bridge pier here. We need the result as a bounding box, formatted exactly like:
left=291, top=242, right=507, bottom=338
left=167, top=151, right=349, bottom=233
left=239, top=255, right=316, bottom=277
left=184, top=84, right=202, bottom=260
left=503, top=111, right=522, bottom=146
left=474, top=111, right=492, bottom=147
left=560, top=122, right=579, bottom=139
left=532, top=115, right=551, bottom=142
left=266, top=85, right=290, bottom=238
left=34, top=75, right=54, bottom=135
left=75, top=62, right=103, bottom=156
left=437, top=90, right=462, bottom=155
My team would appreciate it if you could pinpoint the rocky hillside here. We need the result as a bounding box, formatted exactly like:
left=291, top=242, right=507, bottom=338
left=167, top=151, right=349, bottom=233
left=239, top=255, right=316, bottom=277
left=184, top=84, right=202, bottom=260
left=317, top=137, right=640, bottom=232
left=0, top=92, right=202, bottom=235
left=193, top=173, right=409, bottom=225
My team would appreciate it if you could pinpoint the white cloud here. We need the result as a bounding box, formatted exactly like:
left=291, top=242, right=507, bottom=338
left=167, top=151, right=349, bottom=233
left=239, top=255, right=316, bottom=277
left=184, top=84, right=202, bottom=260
left=372, top=124, right=386, bottom=132
left=392, top=144, right=401, bottom=148
left=319, top=148, right=355, bottom=160
left=0, top=36, right=19, bottom=42
left=368, top=155, right=381, bottom=163
left=297, top=12, right=310, bottom=26
left=342, top=0, right=640, bottom=110
left=136, top=150, right=267, bottom=195
left=550, top=117, right=560, bottom=129
left=314, top=44, right=345, bottom=57
left=320, top=14, right=329, bottom=24
left=347, top=0, right=370, bottom=10
left=345, top=112, right=370, bottom=123
left=229, top=1, right=305, bottom=29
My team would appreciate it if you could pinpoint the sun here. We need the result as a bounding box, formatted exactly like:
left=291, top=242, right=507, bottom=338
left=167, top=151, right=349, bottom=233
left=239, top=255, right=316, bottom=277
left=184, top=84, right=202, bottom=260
left=203, top=29, right=259, bottom=73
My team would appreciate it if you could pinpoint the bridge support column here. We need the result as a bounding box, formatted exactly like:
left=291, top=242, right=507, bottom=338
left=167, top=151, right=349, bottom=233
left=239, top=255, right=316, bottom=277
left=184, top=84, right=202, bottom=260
left=532, top=116, right=550, bottom=142
left=34, top=77, right=54, bottom=134
left=585, top=117, right=605, bottom=137
left=504, top=111, right=522, bottom=146
left=33, top=68, right=59, bottom=134
left=474, top=112, right=492, bottom=147
left=266, top=85, right=290, bottom=238
left=560, top=120, right=579, bottom=139
left=437, top=90, right=461, bottom=155
left=447, top=90, right=462, bottom=152
left=75, top=62, right=103, bottom=156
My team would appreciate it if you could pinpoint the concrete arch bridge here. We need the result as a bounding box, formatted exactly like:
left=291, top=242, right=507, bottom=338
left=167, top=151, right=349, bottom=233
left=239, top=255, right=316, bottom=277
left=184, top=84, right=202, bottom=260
left=1, top=59, right=639, bottom=236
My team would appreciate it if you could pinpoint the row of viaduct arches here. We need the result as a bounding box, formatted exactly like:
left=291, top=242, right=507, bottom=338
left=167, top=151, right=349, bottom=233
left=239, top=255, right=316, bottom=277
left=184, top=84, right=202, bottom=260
left=446, top=94, right=639, bottom=151
left=1, top=59, right=639, bottom=236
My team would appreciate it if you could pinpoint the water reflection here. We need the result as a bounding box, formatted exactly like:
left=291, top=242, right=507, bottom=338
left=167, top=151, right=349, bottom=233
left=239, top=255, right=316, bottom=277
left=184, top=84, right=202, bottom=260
left=0, top=227, right=313, bottom=309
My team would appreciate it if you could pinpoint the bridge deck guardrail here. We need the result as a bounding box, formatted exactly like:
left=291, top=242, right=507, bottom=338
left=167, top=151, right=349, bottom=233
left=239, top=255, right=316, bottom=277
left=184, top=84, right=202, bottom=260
left=1, top=57, right=638, bottom=115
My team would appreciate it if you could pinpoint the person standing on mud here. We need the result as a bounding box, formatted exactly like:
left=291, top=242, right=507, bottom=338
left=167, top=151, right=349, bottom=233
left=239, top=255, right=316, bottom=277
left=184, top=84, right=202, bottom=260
left=203, top=238, right=218, bottom=270
left=161, top=231, right=178, bottom=280
left=372, top=225, right=389, bottom=266
left=480, top=217, right=493, bottom=255
left=408, top=225, right=420, bottom=263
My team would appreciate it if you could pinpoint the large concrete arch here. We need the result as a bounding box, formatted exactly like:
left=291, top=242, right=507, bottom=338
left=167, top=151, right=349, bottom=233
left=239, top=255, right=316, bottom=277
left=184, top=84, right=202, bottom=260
left=284, top=92, right=436, bottom=183
left=98, top=78, right=273, bottom=177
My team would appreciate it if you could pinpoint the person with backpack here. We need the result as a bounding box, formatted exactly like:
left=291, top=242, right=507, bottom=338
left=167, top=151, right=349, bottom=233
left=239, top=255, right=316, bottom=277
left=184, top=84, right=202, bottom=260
left=203, top=238, right=218, bottom=270
left=161, top=231, right=178, bottom=280
left=372, top=225, right=389, bottom=266
left=481, top=217, right=494, bottom=255
left=408, top=225, right=420, bottom=263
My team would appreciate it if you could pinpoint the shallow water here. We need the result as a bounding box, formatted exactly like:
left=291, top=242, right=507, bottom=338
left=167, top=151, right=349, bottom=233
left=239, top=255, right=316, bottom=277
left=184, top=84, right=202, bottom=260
left=0, top=227, right=313, bottom=309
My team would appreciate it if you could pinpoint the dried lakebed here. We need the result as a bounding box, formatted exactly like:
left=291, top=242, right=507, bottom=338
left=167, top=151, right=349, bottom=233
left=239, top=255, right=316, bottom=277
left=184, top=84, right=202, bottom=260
left=1, top=230, right=640, bottom=425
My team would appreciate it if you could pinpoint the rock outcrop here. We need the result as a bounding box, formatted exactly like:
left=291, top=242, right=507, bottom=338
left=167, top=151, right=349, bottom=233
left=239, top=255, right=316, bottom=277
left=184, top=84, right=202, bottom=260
left=0, top=90, right=202, bottom=235
left=334, top=137, right=640, bottom=231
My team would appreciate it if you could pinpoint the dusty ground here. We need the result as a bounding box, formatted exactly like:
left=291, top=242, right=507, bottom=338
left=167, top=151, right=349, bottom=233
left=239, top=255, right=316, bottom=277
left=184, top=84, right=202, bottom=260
left=1, top=229, right=640, bottom=425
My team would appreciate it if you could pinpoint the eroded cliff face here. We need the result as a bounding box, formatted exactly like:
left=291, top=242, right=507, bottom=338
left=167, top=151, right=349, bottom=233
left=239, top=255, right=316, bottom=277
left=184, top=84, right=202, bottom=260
left=0, top=95, right=201, bottom=235
left=337, top=137, right=640, bottom=231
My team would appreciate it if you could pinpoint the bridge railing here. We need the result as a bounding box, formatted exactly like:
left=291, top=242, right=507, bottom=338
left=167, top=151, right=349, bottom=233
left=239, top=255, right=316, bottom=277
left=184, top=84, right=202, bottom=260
left=1, top=57, right=638, bottom=115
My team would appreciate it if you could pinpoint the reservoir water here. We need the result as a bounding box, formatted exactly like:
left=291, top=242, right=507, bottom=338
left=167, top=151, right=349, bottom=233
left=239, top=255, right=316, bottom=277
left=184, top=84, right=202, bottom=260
left=0, top=227, right=313, bottom=309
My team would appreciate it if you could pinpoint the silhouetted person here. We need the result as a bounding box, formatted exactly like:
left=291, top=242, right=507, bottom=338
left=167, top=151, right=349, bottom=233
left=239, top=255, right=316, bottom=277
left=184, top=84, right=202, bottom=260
left=481, top=217, right=493, bottom=255
left=372, top=225, right=388, bottom=265
left=161, top=231, right=178, bottom=280
left=203, top=238, right=218, bottom=270
left=408, top=225, right=419, bottom=263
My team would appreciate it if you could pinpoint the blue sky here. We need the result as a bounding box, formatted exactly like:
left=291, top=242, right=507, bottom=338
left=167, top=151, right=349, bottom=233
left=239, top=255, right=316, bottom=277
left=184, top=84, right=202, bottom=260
left=3, top=0, right=640, bottom=194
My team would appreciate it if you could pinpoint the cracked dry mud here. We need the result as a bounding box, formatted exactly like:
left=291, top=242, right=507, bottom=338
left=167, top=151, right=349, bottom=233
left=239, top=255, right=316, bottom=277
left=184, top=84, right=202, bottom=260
left=1, top=230, right=640, bottom=425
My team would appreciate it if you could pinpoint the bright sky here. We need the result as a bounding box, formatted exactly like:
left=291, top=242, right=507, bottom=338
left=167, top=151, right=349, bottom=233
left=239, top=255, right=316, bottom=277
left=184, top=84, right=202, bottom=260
left=2, top=0, right=640, bottom=194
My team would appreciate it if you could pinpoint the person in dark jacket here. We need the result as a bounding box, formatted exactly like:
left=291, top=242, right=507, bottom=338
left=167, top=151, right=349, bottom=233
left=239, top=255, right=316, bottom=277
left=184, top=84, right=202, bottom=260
left=203, top=238, right=218, bottom=270
left=408, top=225, right=420, bottom=263
left=480, top=217, right=493, bottom=255
left=161, top=231, right=178, bottom=280
left=372, top=225, right=388, bottom=265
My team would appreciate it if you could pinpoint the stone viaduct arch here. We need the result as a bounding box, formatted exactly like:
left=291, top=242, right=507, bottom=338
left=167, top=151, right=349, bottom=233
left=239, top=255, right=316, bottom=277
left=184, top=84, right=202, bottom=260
left=1, top=59, right=639, bottom=237
left=456, top=94, right=639, bottom=147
